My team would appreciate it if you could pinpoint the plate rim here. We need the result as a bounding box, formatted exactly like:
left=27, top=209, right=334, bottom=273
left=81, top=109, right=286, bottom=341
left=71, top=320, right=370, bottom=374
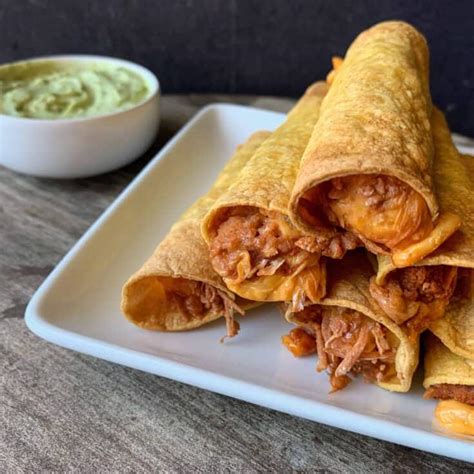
left=25, top=103, right=474, bottom=463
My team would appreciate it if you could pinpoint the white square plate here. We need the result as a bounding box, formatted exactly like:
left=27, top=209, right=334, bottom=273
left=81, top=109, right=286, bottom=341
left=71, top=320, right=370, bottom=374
left=26, top=104, right=474, bottom=462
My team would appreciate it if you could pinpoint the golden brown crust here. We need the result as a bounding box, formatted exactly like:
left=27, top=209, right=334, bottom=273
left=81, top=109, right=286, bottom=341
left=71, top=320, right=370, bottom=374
left=377, top=112, right=474, bottom=283
left=200, top=82, right=329, bottom=302
left=290, top=21, right=437, bottom=234
left=430, top=296, right=474, bottom=361
left=376, top=122, right=474, bottom=360
left=202, top=82, right=329, bottom=240
left=121, top=131, right=269, bottom=331
left=423, top=333, right=474, bottom=389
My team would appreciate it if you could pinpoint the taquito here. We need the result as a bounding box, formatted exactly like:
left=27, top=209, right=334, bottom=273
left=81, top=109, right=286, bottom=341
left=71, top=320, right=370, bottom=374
left=370, top=111, right=472, bottom=338
left=423, top=333, right=474, bottom=436
left=282, top=252, right=419, bottom=392
left=202, top=82, right=358, bottom=304
left=121, top=132, right=269, bottom=336
left=290, top=21, right=460, bottom=267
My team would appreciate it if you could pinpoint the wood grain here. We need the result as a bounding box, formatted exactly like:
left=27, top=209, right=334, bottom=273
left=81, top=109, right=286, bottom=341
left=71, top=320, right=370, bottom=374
left=0, top=95, right=471, bottom=472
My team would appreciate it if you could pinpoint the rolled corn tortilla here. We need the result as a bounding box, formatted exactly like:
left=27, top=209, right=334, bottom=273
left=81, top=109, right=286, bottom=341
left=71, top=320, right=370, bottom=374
left=428, top=153, right=474, bottom=359
left=290, top=21, right=459, bottom=267
left=370, top=110, right=471, bottom=337
left=121, top=131, right=269, bottom=336
left=202, top=82, right=358, bottom=304
left=423, top=333, right=474, bottom=436
left=282, top=252, right=419, bottom=393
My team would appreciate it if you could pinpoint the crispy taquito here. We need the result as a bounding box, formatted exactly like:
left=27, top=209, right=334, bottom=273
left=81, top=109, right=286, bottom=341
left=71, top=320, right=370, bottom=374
left=282, top=252, right=419, bottom=392
left=290, top=21, right=460, bottom=267
left=121, top=132, right=269, bottom=336
left=202, top=82, right=357, bottom=304
left=423, top=333, right=474, bottom=436
left=370, top=112, right=472, bottom=338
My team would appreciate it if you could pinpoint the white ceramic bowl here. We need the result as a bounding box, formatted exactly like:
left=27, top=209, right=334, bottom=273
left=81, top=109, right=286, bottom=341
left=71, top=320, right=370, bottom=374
left=0, top=55, right=160, bottom=178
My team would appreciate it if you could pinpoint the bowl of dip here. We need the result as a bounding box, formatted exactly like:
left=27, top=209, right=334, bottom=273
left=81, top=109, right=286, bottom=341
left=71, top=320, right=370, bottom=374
left=0, top=55, right=160, bottom=178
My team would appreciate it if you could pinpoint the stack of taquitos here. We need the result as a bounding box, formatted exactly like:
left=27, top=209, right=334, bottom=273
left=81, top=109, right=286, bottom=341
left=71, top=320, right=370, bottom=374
left=120, top=20, right=473, bottom=409
left=280, top=22, right=470, bottom=394
left=121, top=132, right=269, bottom=337
left=289, top=21, right=460, bottom=268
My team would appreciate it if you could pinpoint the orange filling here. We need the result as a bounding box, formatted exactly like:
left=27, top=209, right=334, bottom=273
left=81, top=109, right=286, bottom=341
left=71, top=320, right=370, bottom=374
left=281, top=328, right=316, bottom=357
left=209, top=207, right=341, bottom=302
left=323, top=175, right=433, bottom=250
left=435, top=400, right=474, bottom=436
left=297, top=174, right=460, bottom=266
left=392, top=212, right=461, bottom=267
left=369, top=265, right=458, bottom=337
left=162, top=278, right=243, bottom=338
left=282, top=305, right=397, bottom=392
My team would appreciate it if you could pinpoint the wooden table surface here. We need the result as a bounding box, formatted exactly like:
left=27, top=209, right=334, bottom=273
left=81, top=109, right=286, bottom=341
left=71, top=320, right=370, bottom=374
left=1, top=95, right=472, bottom=472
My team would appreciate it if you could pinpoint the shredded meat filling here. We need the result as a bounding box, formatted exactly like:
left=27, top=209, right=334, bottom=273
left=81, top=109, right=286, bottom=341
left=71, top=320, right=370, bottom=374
left=424, top=384, right=474, bottom=405
left=281, top=328, right=316, bottom=357
left=282, top=305, right=396, bottom=392
left=370, top=265, right=458, bottom=335
left=300, top=174, right=434, bottom=253
left=170, top=280, right=243, bottom=338
left=210, top=207, right=359, bottom=283
left=295, top=232, right=360, bottom=259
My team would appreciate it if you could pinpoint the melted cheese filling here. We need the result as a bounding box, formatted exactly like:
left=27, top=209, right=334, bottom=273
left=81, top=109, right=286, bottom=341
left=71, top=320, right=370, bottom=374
left=392, top=212, right=461, bottom=267
left=225, top=264, right=326, bottom=302
left=435, top=400, right=474, bottom=436
left=325, top=175, right=434, bottom=250
left=211, top=208, right=326, bottom=303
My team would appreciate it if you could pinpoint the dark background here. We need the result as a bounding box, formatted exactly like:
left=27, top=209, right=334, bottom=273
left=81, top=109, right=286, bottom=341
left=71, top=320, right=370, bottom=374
left=1, top=0, right=473, bottom=135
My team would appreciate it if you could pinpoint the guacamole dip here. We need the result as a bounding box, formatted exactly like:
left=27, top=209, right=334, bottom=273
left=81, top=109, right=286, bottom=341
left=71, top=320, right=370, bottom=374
left=0, top=60, right=150, bottom=119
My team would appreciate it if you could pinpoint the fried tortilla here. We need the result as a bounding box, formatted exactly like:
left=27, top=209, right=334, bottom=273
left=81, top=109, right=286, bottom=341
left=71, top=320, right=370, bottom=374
left=282, top=252, right=419, bottom=392
left=370, top=110, right=471, bottom=338
left=121, top=131, right=269, bottom=335
left=290, top=21, right=460, bottom=267
left=202, top=82, right=358, bottom=304
left=423, top=333, right=474, bottom=436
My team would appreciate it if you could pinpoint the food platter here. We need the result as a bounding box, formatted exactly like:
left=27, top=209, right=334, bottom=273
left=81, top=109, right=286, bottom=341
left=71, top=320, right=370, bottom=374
left=25, top=104, right=474, bottom=462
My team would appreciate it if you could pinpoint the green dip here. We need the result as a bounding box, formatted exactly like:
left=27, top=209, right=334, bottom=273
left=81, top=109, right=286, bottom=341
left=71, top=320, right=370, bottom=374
left=0, top=60, right=150, bottom=119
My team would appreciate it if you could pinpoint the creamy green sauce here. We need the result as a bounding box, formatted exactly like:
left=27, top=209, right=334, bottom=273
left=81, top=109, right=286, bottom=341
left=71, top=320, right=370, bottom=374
left=0, top=60, right=150, bottom=119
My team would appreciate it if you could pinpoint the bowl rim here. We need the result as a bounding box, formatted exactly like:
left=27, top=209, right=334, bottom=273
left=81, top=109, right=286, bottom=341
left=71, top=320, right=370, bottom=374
left=0, top=54, right=160, bottom=124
